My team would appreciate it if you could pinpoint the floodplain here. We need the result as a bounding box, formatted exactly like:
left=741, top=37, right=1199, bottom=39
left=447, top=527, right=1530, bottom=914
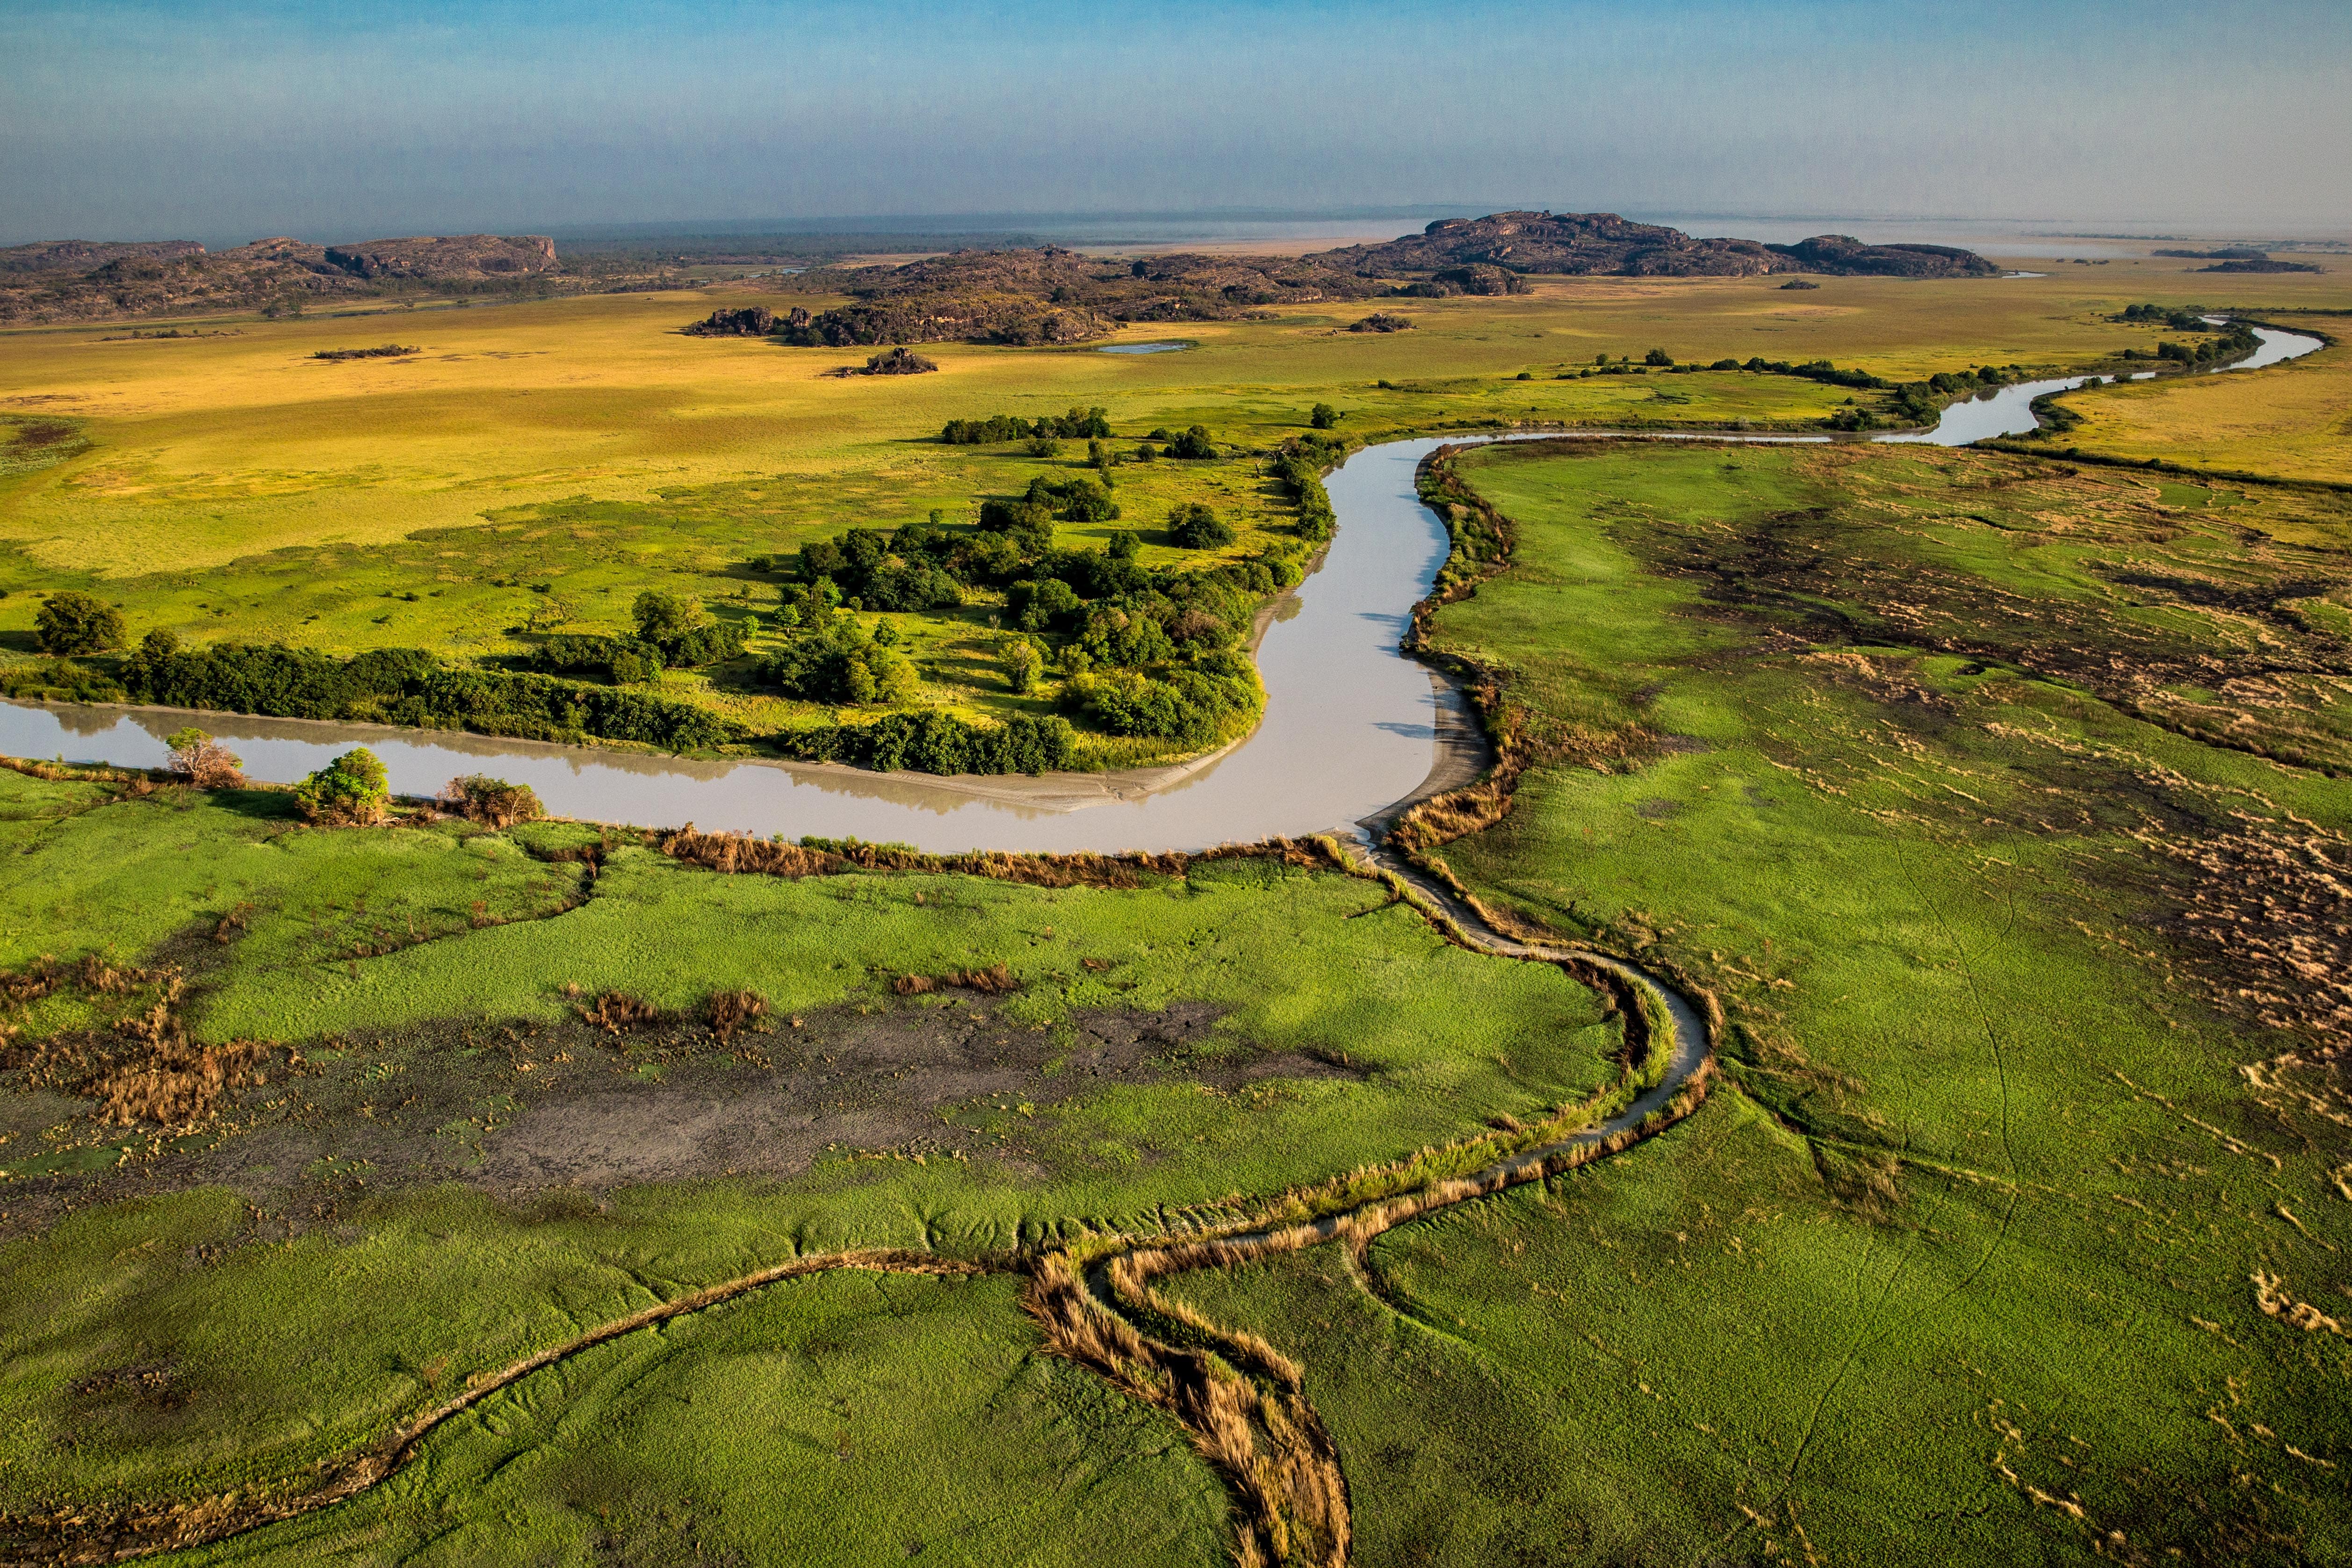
left=3, top=249, right=2351, bottom=1567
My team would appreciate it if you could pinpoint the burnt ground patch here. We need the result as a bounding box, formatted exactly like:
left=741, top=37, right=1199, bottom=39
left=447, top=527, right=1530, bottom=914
left=0, top=996, right=1358, bottom=1240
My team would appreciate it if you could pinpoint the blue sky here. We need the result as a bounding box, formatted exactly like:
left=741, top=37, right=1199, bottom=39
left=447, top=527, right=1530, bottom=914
left=2, top=0, right=2345, bottom=244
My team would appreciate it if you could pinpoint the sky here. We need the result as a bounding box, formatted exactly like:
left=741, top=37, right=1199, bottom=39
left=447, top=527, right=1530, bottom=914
left=2, top=0, right=2347, bottom=246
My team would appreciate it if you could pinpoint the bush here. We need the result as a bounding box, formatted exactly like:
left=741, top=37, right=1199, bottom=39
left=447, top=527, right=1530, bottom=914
left=1644, top=348, right=1674, bottom=367
left=1168, top=503, right=1234, bottom=549
left=790, top=712, right=1079, bottom=775
left=435, top=773, right=544, bottom=827
left=123, top=636, right=738, bottom=751
left=295, top=748, right=390, bottom=826
left=163, top=727, right=245, bottom=787
left=0, top=658, right=126, bottom=703
left=1166, top=425, right=1217, bottom=460
left=35, top=592, right=124, bottom=655
left=1310, top=403, right=1338, bottom=429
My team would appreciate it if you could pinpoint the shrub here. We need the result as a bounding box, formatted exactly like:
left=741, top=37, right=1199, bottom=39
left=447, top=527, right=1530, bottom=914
left=1310, top=402, right=1338, bottom=429
left=34, top=591, right=123, bottom=655
left=0, top=658, right=126, bottom=702
left=295, top=748, right=390, bottom=826
left=1169, top=503, right=1234, bottom=549
left=163, top=727, right=245, bottom=787
left=435, top=773, right=544, bottom=827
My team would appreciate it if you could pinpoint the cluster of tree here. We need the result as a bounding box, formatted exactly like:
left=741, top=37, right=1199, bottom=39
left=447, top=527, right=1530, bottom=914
left=33, top=591, right=124, bottom=655
left=1739, top=357, right=1889, bottom=390
left=2118, top=303, right=2211, bottom=329
left=119, top=632, right=737, bottom=751
left=939, top=406, right=1112, bottom=444
left=532, top=591, right=748, bottom=681
left=1147, top=424, right=1216, bottom=459
left=790, top=526, right=969, bottom=613
left=759, top=614, right=922, bottom=705
left=755, top=488, right=1299, bottom=744
left=1348, top=313, right=1413, bottom=332
left=836, top=347, right=936, bottom=376
left=1272, top=435, right=1344, bottom=540
left=2156, top=322, right=2258, bottom=365
left=1061, top=650, right=1262, bottom=748
left=787, top=711, right=1080, bottom=775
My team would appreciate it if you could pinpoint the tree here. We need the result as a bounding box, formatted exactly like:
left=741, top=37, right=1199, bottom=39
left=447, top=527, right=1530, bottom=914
left=295, top=747, right=391, bottom=826
left=35, top=591, right=123, bottom=655
left=1644, top=348, right=1674, bottom=367
left=1310, top=403, right=1338, bottom=430
left=1002, top=638, right=1044, bottom=694
left=435, top=774, right=543, bottom=827
left=1169, top=504, right=1234, bottom=549
left=633, top=589, right=707, bottom=644
left=1089, top=438, right=1115, bottom=473
left=163, top=727, right=244, bottom=787
left=1107, top=530, right=1140, bottom=563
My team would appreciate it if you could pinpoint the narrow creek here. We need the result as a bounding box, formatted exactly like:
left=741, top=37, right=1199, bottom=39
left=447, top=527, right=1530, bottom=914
left=0, top=324, right=2320, bottom=850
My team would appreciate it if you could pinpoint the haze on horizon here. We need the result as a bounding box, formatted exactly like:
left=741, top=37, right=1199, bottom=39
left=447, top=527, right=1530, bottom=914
left=2, top=0, right=2347, bottom=249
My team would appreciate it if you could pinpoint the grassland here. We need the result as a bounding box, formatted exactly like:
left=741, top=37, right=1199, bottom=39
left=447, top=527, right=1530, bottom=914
left=7, top=258, right=2352, bottom=1565
left=0, top=766, right=1638, bottom=1561
left=2057, top=311, right=2352, bottom=484
left=7, top=258, right=2345, bottom=762
left=1247, top=437, right=2351, bottom=1565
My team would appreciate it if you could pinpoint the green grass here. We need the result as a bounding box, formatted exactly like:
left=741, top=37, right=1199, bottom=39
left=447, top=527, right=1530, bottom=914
left=0, top=773, right=1623, bottom=1539
left=1266, top=438, right=2352, bottom=1564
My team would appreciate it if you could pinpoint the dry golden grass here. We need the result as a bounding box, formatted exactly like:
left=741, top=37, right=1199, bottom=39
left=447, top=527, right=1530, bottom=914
left=2064, top=312, right=2352, bottom=484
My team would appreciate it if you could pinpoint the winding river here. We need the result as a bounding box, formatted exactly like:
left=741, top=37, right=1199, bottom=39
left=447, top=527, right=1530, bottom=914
left=0, top=325, right=2320, bottom=851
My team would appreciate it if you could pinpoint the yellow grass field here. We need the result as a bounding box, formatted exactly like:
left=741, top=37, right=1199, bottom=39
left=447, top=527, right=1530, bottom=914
left=2061, top=311, right=2352, bottom=484
left=1, top=257, right=2346, bottom=734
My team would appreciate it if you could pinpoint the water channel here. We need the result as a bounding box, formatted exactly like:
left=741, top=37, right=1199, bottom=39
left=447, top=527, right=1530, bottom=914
left=0, top=325, right=2321, bottom=851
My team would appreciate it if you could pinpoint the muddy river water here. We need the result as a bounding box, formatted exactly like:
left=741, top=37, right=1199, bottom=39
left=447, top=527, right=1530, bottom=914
left=0, top=324, right=2320, bottom=851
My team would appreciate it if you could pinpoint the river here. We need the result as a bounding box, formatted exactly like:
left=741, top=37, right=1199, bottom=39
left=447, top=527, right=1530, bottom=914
left=0, top=323, right=2322, bottom=850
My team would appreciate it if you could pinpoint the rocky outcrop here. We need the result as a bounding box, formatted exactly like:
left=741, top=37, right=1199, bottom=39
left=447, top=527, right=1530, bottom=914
left=0, top=234, right=567, bottom=324
left=1762, top=234, right=1999, bottom=278
left=1311, top=211, right=1996, bottom=281
left=684, top=306, right=777, bottom=337
left=317, top=234, right=559, bottom=281
left=764, top=246, right=1387, bottom=347
left=0, top=239, right=204, bottom=276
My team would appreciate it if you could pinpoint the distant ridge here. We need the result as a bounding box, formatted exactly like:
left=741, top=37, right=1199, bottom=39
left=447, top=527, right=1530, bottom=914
left=0, top=234, right=565, bottom=324
left=1308, top=211, right=1999, bottom=280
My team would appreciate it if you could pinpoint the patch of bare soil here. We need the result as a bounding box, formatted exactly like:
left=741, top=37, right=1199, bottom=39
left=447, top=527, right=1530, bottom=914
left=0, top=998, right=1354, bottom=1238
